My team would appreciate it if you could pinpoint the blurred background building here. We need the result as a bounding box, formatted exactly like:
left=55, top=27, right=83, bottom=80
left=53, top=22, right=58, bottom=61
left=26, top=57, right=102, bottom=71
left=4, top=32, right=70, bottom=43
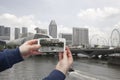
left=15, top=28, right=20, bottom=39
left=49, top=20, right=57, bottom=38
left=22, top=27, right=28, bottom=34
left=72, top=27, right=89, bottom=48
left=35, top=27, right=47, bottom=34
left=0, top=25, right=10, bottom=40
left=59, top=33, right=72, bottom=46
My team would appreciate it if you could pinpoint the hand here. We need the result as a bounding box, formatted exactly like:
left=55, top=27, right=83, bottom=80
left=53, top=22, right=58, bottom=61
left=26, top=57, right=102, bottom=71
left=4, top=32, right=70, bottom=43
left=56, top=47, right=73, bottom=75
left=19, top=39, right=40, bottom=58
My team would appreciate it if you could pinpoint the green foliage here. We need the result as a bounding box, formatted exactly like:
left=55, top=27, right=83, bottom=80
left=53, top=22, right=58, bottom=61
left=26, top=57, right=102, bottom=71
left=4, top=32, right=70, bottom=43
left=0, top=45, right=4, bottom=50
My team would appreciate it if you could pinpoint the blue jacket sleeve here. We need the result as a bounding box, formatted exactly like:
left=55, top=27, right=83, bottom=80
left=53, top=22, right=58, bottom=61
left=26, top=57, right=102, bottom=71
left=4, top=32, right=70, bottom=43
left=43, top=69, right=65, bottom=80
left=0, top=48, right=24, bottom=72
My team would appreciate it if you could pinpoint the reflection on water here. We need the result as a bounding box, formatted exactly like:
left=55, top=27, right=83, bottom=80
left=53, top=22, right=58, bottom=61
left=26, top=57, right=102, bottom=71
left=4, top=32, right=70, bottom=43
left=69, top=70, right=99, bottom=80
left=0, top=56, right=120, bottom=80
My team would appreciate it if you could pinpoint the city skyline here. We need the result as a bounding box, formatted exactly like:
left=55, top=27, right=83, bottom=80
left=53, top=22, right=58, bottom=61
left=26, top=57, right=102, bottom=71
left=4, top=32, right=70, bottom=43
left=0, top=26, right=28, bottom=40
left=0, top=0, right=120, bottom=46
left=0, top=23, right=119, bottom=47
left=0, top=0, right=120, bottom=41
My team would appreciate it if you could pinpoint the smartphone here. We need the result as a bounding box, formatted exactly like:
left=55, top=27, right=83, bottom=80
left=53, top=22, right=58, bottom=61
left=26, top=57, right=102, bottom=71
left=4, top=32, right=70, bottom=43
left=38, top=38, right=66, bottom=52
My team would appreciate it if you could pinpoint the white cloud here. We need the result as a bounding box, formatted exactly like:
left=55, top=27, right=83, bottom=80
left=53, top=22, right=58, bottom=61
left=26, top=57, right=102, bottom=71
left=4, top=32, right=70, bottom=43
left=0, top=13, right=73, bottom=40
left=77, top=7, right=120, bottom=46
left=0, top=12, right=119, bottom=46
left=77, top=7, right=120, bottom=29
left=0, top=13, right=48, bottom=40
left=0, top=13, right=41, bottom=33
left=58, top=25, right=72, bottom=34
left=78, top=7, right=120, bottom=20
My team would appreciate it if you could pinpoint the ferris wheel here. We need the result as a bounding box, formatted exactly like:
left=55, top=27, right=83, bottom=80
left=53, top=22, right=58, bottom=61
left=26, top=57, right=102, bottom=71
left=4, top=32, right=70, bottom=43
left=110, top=28, right=120, bottom=47
left=90, top=34, right=108, bottom=46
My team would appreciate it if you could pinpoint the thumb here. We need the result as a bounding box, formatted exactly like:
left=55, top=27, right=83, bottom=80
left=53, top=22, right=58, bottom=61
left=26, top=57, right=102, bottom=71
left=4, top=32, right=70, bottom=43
left=63, top=51, right=67, bottom=59
left=58, top=52, right=63, bottom=61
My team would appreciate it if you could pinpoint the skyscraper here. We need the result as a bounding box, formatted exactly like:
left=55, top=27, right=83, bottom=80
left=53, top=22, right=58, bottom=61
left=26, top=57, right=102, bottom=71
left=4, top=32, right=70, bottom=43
left=0, top=26, right=4, bottom=36
left=72, top=27, right=89, bottom=47
left=0, top=26, right=10, bottom=40
left=22, top=27, right=28, bottom=34
left=15, top=28, right=20, bottom=39
left=4, top=27, right=10, bottom=36
left=49, top=20, right=57, bottom=38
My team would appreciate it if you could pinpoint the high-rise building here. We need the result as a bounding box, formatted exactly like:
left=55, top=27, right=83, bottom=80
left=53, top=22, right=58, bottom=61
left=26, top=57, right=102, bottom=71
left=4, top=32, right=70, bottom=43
left=22, top=27, right=28, bottom=34
left=15, top=28, right=20, bottom=39
left=72, top=27, right=89, bottom=47
left=59, top=33, right=72, bottom=46
left=0, top=26, right=10, bottom=40
left=49, top=20, right=57, bottom=38
left=0, top=26, right=4, bottom=36
left=4, top=27, right=10, bottom=36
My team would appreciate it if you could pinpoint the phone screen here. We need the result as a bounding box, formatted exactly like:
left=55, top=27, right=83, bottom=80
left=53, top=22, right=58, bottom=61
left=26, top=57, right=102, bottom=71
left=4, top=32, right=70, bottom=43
left=38, top=38, right=65, bottom=52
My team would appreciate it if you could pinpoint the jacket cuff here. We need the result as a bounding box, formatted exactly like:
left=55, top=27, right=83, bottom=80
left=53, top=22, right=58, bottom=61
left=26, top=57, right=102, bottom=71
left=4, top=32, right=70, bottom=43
left=43, top=69, right=65, bottom=80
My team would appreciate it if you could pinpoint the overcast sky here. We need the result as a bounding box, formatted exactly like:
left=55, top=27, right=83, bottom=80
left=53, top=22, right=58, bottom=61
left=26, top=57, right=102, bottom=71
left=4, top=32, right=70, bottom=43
left=0, top=0, right=120, bottom=45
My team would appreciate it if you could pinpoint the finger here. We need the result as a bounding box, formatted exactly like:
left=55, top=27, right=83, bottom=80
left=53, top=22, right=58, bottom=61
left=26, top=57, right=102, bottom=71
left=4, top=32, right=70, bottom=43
left=58, top=52, right=63, bottom=61
left=66, top=47, right=73, bottom=61
left=26, top=39, right=38, bottom=45
left=29, top=45, right=40, bottom=50
left=31, top=51, right=41, bottom=55
left=63, top=50, right=67, bottom=59
left=66, top=47, right=72, bottom=57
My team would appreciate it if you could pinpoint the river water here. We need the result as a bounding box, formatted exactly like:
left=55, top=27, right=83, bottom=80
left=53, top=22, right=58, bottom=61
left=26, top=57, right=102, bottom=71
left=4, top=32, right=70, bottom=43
left=0, top=56, right=120, bottom=80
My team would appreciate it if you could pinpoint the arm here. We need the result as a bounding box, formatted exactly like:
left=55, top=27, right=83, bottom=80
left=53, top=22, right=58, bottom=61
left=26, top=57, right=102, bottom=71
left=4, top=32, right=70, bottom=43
left=0, top=48, right=23, bottom=72
left=43, top=47, right=73, bottom=80
left=0, top=39, right=40, bottom=72
left=43, top=70, right=65, bottom=80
